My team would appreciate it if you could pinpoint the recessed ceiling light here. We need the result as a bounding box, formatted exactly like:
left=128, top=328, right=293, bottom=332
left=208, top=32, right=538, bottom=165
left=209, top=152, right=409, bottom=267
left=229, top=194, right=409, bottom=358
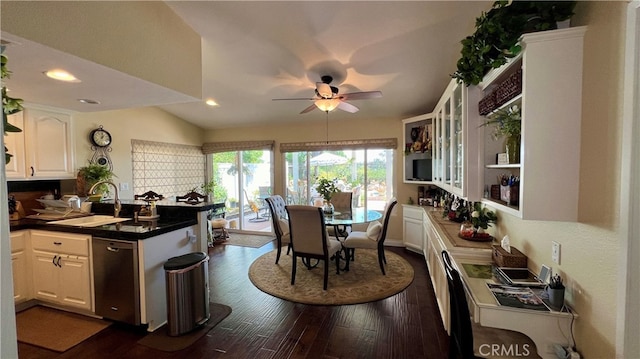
left=205, top=99, right=219, bottom=107
left=78, top=99, right=100, bottom=105
left=44, top=69, right=81, bottom=83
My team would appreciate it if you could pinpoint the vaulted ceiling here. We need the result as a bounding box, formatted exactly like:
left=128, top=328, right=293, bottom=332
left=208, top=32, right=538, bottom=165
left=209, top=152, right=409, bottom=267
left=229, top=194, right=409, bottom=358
left=1, top=1, right=492, bottom=130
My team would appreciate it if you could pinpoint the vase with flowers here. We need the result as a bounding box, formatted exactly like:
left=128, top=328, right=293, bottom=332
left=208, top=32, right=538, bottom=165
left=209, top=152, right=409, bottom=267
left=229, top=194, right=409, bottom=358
left=315, top=177, right=338, bottom=214
left=459, top=202, right=497, bottom=241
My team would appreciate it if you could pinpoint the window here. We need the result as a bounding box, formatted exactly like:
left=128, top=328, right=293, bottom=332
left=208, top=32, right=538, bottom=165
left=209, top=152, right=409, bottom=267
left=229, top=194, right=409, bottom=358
left=132, top=140, right=205, bottom=198
left=284, top=147, right=394, bottom=211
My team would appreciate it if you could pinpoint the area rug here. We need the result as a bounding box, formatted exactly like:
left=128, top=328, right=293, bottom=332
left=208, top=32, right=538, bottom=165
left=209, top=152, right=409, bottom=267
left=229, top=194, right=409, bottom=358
left=222, top=233, right=275, bottom=248
left=137, top=302, right=232, bottom=352
left=16, top=306, right=111, bottom=352
left=248, top=248, right=415, bottom=305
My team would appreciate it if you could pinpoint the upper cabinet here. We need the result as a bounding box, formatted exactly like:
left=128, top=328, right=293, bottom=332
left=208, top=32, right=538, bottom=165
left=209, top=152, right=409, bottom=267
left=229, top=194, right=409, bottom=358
left=478, top=27, right=586, bottom=221
left=433, top=79, right=482, bottom=200
left=6, top=105, right=76, bottom=180
left=402, top=114, right=434, bottom=184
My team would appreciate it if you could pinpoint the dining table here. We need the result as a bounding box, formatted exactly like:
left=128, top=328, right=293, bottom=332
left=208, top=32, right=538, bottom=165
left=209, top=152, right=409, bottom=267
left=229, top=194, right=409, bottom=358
left=324, top=207, right=383, bottom=240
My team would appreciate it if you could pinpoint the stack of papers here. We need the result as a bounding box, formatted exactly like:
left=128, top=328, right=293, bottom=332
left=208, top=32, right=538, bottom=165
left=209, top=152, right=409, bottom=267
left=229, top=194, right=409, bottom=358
left=487, top=283, right=550, bottom=311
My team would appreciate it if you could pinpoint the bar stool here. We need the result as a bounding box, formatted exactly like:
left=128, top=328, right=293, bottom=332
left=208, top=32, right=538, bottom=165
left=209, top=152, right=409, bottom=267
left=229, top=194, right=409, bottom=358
left=210, top=218, right=229, bottom=245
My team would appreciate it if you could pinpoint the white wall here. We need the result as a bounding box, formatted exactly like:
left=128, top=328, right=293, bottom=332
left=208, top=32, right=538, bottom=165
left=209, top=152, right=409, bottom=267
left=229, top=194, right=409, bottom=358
left=72, top=107, right=206, bottom=199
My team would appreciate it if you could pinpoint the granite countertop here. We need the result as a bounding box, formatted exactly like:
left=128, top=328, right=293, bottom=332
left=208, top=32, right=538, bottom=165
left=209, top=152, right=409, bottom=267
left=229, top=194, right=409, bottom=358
left=9, top=216, right=198, bottom=240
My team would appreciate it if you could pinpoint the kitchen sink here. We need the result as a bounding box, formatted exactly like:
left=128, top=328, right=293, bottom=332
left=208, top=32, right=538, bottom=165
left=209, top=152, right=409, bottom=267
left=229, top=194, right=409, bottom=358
left=47, top=215, right=130, bottom=227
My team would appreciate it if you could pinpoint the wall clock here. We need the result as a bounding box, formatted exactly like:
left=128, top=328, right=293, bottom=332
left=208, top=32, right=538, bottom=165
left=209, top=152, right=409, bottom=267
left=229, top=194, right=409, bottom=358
left=90, top=126, right=112, bottom=147
left=89, top=125, right=113, bottom=170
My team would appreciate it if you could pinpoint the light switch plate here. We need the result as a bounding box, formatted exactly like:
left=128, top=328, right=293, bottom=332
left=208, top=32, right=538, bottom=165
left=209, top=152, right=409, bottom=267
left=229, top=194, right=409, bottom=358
left=552, top=241, right=561, bottom=265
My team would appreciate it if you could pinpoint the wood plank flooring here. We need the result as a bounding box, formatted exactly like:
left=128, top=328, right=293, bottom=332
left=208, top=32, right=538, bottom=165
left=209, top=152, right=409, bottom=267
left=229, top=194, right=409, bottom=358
left=17, top=242, right=450, bottom=359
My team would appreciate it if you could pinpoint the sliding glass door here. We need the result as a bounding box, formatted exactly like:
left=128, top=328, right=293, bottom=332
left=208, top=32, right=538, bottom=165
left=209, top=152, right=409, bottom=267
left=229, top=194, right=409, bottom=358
left=210, top=150, right=272, bottom=233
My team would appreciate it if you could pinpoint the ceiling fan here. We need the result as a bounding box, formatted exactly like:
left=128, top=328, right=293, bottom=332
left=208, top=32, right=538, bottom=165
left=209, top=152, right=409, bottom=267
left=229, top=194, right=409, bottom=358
left=272, top=75, right=382, bottom=114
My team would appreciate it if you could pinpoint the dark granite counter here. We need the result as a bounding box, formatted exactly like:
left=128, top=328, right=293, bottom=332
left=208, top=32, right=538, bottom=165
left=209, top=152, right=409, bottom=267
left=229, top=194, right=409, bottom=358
left=8, top=199, right=222, bottom=240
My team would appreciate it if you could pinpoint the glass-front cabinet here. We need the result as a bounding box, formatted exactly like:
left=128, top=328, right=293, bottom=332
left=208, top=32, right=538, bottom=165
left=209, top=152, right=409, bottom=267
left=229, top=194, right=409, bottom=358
left=402, top=114, right=434, bottom=184
left=431, top=79, right=482, bottom=200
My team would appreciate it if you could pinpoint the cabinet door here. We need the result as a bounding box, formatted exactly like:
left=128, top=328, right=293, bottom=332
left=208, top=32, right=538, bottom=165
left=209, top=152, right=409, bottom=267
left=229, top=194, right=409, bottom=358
left=4, top=112, right=26, bottom=179
left=403, top=217, right=423, bottom=252
left=59, top=256, right=92, bottom=310
left=32, top=250, right=61, bottom=303
left=25, top=108, right=75, bottom=179
left=11, top=251, right=28, bottom=303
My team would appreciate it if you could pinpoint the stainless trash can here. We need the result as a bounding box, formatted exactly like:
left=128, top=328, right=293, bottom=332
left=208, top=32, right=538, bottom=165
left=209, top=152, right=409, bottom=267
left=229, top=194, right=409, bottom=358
left=164, top=252, right=210, bottom=336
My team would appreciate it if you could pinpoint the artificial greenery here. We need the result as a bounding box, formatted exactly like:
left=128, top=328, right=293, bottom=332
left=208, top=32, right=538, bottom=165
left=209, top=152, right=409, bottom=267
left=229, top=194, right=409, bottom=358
left=2, top=51, right=24, bottom=164
left=77, top=162, right=115, bottom=195
left=452, top=1, right=576, bottom=86
left=315, top=177, right=339, bottom=202
left=482, top=104, right=521, bottom=140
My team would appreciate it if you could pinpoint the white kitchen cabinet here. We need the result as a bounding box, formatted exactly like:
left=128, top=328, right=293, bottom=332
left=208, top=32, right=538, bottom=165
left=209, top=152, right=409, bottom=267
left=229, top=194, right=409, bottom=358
left=432, top=79, right=482, bottom=200
left=30, top=230, right=92, bottom=311
left=11, top=230, right=30, bottom=304
left=6, top=105, right=75, bottom=180
left=478, top=27, right=585, bottom=221
left=402, top=205, right=424, bottom=253
left=402, top=113, right=434, bottom=184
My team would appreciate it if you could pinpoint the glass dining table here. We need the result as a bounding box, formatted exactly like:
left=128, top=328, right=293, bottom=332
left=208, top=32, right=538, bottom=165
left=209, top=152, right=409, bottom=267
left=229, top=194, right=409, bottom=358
left=324, top=207, right=383, bottom=239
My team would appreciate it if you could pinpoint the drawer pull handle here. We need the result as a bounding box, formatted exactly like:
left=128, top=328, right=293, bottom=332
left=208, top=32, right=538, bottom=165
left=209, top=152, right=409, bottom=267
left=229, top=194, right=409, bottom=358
left=30, top=166, right=34, bottom=176
left=53, top=242, right=62, bottom=245
left=57, top=256, right=62, bottom=267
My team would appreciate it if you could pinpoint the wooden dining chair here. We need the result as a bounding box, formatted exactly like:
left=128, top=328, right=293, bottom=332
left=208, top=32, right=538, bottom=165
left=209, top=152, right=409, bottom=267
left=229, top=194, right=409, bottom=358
left=265, top=195, right=291, bottom=264
left=441, top=250, right=540, bottom=359
left=342, top=198, right=397, bottom=275
left=285, top=205, right=342, bottom=290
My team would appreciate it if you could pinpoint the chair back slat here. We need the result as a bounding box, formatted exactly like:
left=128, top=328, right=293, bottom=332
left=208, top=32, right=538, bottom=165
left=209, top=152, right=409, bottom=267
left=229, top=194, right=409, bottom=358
left=330, top=192, right=352, bottom=213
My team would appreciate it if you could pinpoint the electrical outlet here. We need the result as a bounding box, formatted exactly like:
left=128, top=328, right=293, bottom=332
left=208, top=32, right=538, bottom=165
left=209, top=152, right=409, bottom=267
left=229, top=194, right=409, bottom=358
left=119, top=182, right=129, bottom=191
left=552, top=241, right=561, bottom=265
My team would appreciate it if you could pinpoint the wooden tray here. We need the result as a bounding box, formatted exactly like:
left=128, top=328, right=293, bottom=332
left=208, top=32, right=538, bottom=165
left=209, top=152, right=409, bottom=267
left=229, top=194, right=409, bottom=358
left=458, top=232, right=494, bottom=242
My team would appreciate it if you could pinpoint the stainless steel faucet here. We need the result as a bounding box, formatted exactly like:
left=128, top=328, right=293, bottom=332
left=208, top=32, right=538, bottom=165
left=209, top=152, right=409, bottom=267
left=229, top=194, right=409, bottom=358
left=89, top=181, right=121, bottom=218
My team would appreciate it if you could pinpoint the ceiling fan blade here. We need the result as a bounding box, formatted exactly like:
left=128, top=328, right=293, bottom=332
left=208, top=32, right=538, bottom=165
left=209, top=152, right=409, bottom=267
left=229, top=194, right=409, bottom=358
left=300, top=104, right=318, bottom=114
left=339, top=91, right=383, bottom=101
left=272, top=97, right=316, bottom=101
left=337, top=101, right=359, bottom=113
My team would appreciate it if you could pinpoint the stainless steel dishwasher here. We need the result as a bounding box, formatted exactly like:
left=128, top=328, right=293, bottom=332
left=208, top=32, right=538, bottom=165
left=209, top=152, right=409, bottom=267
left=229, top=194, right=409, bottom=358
left=92, top=237, right=141, bottom=325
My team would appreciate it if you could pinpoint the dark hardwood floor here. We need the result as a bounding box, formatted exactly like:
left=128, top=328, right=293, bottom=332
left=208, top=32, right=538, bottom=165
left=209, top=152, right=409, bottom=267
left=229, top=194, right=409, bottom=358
left=17, top=242, right=449, bottom=359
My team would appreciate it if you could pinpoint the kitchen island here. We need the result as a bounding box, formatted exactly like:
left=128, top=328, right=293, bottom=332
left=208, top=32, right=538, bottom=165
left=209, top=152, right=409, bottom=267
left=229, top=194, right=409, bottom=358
left=9, top=199, right=223, bottom=331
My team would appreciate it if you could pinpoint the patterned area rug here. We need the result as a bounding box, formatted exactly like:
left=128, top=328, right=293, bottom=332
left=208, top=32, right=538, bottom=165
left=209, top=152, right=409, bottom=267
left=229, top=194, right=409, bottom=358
left=220, top=233, right=275, bottom=248
left=248, top=248, right=414, bottom=305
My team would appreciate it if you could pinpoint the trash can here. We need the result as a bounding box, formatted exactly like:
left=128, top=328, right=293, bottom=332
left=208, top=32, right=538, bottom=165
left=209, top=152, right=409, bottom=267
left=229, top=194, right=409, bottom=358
left=164, top=252, right=210, bottom=336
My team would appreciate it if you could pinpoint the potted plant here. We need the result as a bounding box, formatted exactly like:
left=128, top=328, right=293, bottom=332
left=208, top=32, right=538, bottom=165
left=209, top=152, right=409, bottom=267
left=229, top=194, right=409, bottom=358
left=452, top=1, right=577, bottom=86
left=2, top=51, right=24, bottom=164
left=482, top=104, right=521, bottom=163
left=77, top=162, right=115, bottom=197
left=470, top=202, right=498, bottom=231
left=315, top=177, right=338, bottom=214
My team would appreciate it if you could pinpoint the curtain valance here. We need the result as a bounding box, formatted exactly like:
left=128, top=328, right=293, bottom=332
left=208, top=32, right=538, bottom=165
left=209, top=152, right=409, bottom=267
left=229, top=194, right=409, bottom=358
left=279, top=138, right=397, bottom=153
left=202, top=140, right=275, bottom=154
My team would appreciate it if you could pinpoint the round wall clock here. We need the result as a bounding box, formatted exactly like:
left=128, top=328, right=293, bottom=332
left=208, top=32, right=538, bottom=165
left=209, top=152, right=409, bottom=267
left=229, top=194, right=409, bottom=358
left=90, top=126, right=112, bottom=147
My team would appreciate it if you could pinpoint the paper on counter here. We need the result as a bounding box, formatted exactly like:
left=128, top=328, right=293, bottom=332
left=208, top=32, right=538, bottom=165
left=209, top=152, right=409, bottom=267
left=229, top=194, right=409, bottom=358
left=501, top=235, right=512, bottom=254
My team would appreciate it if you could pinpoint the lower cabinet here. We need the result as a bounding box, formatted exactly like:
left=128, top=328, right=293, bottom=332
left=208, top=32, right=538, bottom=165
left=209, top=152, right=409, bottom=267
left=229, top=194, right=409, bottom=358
left=402, top=205, right=425, bottom=253
left=11, top=231, right=30, bottom=304
left=424, top=215, right=450, bottom=333
left=30, top=230, right=92, bottom=311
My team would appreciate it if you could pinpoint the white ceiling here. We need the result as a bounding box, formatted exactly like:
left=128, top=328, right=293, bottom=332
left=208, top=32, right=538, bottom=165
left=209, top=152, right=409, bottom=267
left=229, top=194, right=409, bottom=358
left=1, top=1, right=492, bottom=130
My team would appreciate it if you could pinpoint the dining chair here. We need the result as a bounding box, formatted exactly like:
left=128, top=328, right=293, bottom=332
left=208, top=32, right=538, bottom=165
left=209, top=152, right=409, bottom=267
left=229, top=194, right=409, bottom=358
left=342, top=198, right=397, bottom=275
left=285, top=205, right=342, bottom=290
left=326, top=191, right=352, bottom=239
left=265, top=195, right=291, bottom=264
left=441, top=250, right=539, bottom=359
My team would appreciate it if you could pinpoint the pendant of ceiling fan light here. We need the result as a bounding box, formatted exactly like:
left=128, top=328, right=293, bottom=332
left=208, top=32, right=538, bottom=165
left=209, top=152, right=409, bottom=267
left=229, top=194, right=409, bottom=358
left=315, top=98, right=340, bottom=112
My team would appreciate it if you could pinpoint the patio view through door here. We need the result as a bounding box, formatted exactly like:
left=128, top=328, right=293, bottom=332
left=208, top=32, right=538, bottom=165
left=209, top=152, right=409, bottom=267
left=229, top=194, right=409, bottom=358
left=284, top=149, right=393, bottom=211
left=210, top=150, right=273, bottom=233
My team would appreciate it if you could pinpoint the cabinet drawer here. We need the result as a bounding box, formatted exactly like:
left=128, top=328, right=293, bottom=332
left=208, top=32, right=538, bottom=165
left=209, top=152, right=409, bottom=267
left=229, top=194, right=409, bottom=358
left=403, top=206, right=424, bottom=220
left=31, top=231, right=90, bottom=256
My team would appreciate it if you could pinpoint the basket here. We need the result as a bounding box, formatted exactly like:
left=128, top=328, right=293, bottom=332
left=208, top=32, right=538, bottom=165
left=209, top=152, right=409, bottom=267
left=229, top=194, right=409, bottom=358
left=492, top=245, right=527, bottom=268
left=478, top=90, right=497, bottom=116
left=495, top=68, right=523, bottom=106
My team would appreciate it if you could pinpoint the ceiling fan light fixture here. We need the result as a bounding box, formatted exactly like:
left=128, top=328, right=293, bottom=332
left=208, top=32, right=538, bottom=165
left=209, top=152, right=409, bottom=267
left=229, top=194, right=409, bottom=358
left=315, top=98, right=340, bottom=112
